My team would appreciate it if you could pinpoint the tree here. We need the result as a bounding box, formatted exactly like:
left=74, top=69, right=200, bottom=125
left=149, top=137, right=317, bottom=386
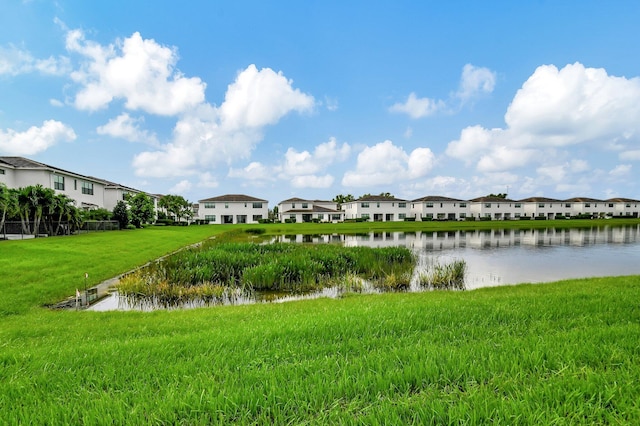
left=52, top=194, right=78, bottom=235
left=112, top=200, right=130, bottom=229
left=332, top=194, right=355, bottom=211
left=0, top=184, right=18, bottom=234
left=16, top=185, right=55, bottom=236
left=127, top=193, right=155, bottom=228
left=487, top=193, right=507, bottom=199
left=159, top=194, right=191, bottom=224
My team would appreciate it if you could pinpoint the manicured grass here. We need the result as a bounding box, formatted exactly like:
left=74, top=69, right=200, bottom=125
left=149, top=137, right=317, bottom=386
left=1, top=223, right=640, bottom=424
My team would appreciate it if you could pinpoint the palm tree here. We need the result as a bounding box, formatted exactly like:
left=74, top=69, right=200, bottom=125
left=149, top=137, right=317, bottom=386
left=53, top=194, right=76, bottom=235
left=0, top=184, right=18, bottom=237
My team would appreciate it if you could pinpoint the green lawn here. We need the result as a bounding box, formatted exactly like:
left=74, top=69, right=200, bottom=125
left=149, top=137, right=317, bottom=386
left=1, top=223, right=639, bottom=424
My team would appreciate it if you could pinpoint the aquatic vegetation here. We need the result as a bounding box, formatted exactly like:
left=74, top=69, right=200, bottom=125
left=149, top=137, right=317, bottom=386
left=118, top=242, right=417, bottom=303
left=418, top=259, right=467, bottom=290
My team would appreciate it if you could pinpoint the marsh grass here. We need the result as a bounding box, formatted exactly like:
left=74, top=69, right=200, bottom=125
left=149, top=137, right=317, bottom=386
left=117, top=242, right=416, bottom=304
left=419, top=259, right=467, bottom=290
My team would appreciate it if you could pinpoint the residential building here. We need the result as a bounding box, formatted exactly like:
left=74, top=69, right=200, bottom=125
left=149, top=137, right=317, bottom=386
left=564, top=197, right=605, bottom=217
left=277, top=198, right=344, bottom=223
left=0, top=156, right=156, bottom=211
left=411, top=196, right=470, bottom=221
left=343, top=196, right=409, bottom=221
left=605, top=198, right=640, bottom=217
left=518, top=197, right=570, bottom=219
left=469, top=196, right=521, bottom=220
left=197, top=194, right=268, bottom=224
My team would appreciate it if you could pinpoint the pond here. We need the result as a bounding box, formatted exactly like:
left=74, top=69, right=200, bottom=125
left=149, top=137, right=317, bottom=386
left=89, top=224, right=640, bottom=311
left=276, top=225, right=640, bottom=289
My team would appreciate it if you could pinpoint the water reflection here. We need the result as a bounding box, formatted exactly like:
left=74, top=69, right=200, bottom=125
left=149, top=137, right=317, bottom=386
left=273, top=225, right=640, bottom=289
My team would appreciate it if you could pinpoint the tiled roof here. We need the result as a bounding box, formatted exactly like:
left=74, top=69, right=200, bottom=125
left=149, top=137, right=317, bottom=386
left=412, top=195, right=466, bottom=202
left=355, top=195, right=407, bottom=202
left=517, top=197, right=562, bottom=203
left=564, top=197, right=603, bottom=203
left=469, top=196, right=517, bottom=202
left=199, top=194, right=267, bottom=202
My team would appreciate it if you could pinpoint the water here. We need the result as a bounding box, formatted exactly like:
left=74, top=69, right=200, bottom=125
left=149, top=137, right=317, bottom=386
left=89, top=224, right=640, bottom=311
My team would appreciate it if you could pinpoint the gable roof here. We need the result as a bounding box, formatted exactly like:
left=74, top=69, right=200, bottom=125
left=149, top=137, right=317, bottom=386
left=355, top=195, right=407, bottom=202
left=199, top=194, right=267, bottom=203
left=517, top=197, right=562, bottom=203
left=564, top=197, right=603, bottom=203
left=470, top=196, right=517, bottom=202
left=412, top=195, right=466, bottom=202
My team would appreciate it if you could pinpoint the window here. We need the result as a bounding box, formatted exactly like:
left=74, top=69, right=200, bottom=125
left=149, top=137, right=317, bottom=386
left=514, top=203, right=521, bottom=208
left=81, top=181, right=94, bottom=195
left=361, top=213, right=370, bottom=220
left=205, top=215, right=216, bottom=222
left=485, top=203, right=491, bottom=208
left=317, top=214, right=324, bottom=220
left=225, top=203, right=229, bottom=208
left=460, top=213, right=467, bottom=219
left=54, top=175, right=65, bottom=190
left=361, top=202, right=369, bottom=208
left=204, top=203, right=215, bottom=209
left=376, top=203, right=380, bottom=208
left=608, top=203, right=614, bottom=208
left=626, top=204, right=631, bottom=208
left=565, top=203, right=571, bottom=208
left=122, top=192, right=129, bottom=200
left=459, top=203, right=467, bottom=208
left=289, top=214, right=296, bottom=219
left=426, top=202, right=434, bottom=208
left=515, top=213, right=521, bottom=218
left=74, top=180, right=77, bottom=190
left=399, top=213, right=406, bottom=219
left=252, top=202, right=262, bottom=208
left=331, top=214, right=341, bottom=221
left=292, top=203, right=296, bottom=208
left=0, top=168, right=4, bottom=174
left=585, top=203, right=591, bottom=208
left=252, top=215, right=262, bottom=222
left=425, top=213, right=433, bottom=219
left=302, top=203, right=308, bottom=208
left=398, top=202, right=406, bottom=208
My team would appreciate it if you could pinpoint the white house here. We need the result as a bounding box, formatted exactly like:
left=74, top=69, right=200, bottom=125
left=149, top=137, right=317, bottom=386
left=277, top=198, right=344, bottom=223
left=0, top=156, right=156, bottom=211
left=564, top=197, right=605, bottom=217
left=604, top=198, right=639, bottom=217
left=411, top=196, right=470, bottom=221
left=519, top=197, right=571, bottom=219
left=469, top=196, right=521, bottom=220
left=343, top=196, right=409, bottom=221
left=197, top=194, right=268, bottom=224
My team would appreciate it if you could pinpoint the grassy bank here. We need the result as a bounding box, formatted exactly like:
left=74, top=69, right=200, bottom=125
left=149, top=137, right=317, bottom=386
left=1, top=223, right=640, bottom=423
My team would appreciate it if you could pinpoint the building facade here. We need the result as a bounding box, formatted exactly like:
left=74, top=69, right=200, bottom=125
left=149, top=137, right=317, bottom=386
left=277, top=198, right=344, bottom=223
left=197, top=194, right=268, bottom=224
left=343, top=196, right=410, bottom=221
left=411, top=196, right=470, bottom=221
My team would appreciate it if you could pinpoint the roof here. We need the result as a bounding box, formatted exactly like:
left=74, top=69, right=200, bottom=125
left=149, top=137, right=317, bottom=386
left=517, top=197, right=562, bottom=203
left=469, top=196, right=517, bottom=202
left=278, top=197, right=334, bottom=204
left=605, top=198, right=640, bottom=203
left=412, top=195, right=466, bottom=202
left=354, top=195, right=407, bottom=202
left=284, top=206, right=342, bottom=214
left=563, top=197, right=603, bottom=203
left=199, top=194, right=267, bottom=203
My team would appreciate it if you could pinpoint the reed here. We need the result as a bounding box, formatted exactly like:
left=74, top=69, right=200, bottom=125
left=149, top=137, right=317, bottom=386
left=117, top=242, right=417, bottom=304
left=419, top=259, right=467, bottom=290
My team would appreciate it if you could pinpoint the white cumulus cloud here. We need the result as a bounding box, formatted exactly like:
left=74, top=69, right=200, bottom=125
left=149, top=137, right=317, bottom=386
left=66, top=30, right=206, bottom=115
left=456, top=64, right=497, bottom=102
left=133, top=65, right=315, bottom=177
left=96, top=113, right=158, bottom=145
left=389, top=92, right=444, bottom=119
left=446, top=62, right=640, bottom=179
left=0, top=120, right=76, bottom=155
left=0, top=44, right=70, bottom=76
left=342, top=140, right=435, bottom=187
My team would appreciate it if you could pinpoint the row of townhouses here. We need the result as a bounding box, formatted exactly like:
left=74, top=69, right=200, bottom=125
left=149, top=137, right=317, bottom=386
left=3, top=157, right=639, bottom=224
left=196, top=194, right=640, bottom=225
left=0, top=157, right=158, bottom=212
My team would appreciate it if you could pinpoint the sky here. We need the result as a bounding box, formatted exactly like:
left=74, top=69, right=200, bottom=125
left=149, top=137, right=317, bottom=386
left=1, top=1, right=640, bottom=205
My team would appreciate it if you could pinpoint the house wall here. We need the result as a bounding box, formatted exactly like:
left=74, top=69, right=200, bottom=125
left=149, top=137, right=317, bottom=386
left=344, top=200, right=410, bottom=221
left=469, top=201, right=521, bottom=219
left=199, top=201, right=268, bottom=224
left=412, top=201, right=470, bottom=220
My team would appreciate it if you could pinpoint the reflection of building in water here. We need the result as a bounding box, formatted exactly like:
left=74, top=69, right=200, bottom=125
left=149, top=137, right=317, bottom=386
left=277, top=225, right=640, bottom=251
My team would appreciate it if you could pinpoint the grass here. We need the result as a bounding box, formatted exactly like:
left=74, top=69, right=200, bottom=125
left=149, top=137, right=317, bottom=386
left=1, top=221, right=640, bottom=424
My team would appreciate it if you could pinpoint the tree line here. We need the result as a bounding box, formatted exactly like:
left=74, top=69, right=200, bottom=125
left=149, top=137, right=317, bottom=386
left=0, top=183, right=191, bottom=236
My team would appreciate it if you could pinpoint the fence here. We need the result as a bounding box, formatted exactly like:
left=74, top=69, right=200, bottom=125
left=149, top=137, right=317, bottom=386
left=0, top=220, right=120, bottom=240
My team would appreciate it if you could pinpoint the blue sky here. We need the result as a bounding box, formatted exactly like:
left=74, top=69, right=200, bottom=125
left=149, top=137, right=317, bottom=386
left=1, top=1, right=640, bottom=205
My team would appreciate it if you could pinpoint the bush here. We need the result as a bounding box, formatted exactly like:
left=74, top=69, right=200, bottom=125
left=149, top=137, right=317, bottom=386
left=245, top=228, right=266, bottom=235
left=155, top=218, right=175, bottom=226
left=403, top=217, right=416, bottom=222
left=464, top=217, right=476, bottom=221
left=125, top=224, right=137, bottom=230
